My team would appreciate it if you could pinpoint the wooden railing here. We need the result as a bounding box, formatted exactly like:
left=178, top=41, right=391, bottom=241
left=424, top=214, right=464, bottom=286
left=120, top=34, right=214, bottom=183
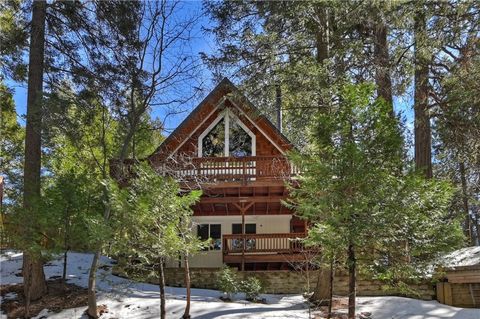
left=222, top=232, right=307, bottom=254
left=161, top=155, right=300, bottom=183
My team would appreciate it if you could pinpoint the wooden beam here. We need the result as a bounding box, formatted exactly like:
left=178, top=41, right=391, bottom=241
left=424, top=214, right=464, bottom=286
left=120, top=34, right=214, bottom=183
left=224, top=253, right=309, bottom=263
left=201, top=196, right=285, bottom=204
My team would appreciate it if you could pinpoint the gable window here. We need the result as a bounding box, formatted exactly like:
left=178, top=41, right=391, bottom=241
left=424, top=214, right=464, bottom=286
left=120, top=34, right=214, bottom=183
left=198, top=108, right=255, bottom=158
left=197, top=224, right=221, bottom=250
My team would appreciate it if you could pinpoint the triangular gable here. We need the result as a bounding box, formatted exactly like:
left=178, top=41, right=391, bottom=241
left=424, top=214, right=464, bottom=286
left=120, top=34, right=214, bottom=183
left=149, top=78, right=293, bottom=163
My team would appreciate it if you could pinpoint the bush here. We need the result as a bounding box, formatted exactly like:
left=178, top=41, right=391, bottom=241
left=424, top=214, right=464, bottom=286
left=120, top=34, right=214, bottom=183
left=216, top=265, right=239, bottom=300
left=241, top=276, right=262, bottom=302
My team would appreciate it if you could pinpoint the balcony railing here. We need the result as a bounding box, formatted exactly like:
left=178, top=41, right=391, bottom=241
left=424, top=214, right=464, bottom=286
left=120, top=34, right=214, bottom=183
left=160, top=155, right=300, bottom=183
left=222, top=232, right=307, bottom=255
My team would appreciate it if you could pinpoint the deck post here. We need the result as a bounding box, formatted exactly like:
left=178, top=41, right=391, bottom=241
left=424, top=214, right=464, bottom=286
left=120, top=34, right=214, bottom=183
left=241, top=202, right=245, bottom=271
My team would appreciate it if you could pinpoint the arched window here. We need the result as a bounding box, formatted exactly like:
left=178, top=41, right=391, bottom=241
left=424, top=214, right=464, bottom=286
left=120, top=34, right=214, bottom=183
left=198, top=108, right=255, bottom=157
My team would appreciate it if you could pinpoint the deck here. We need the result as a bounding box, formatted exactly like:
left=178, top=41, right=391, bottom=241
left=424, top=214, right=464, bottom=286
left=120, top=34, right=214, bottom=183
left=159, top=155, right=300, bottom=185
left=221, top=232, right=314, bottom=267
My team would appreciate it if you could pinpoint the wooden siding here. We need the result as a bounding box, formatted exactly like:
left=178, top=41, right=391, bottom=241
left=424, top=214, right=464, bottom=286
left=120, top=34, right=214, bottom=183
left=149, top=78, right=293, bottom=164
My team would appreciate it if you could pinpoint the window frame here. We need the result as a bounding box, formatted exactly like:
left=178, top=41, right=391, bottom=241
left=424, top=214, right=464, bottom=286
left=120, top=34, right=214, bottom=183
left=197, top=223, right=222, bottom=251
left=198, top=108, right=256, bottom=158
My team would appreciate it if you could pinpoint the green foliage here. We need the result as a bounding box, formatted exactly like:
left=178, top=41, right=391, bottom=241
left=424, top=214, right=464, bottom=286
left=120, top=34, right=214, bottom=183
left=0, top=82, right=24, bottom=212
left=0, top=0, right=28, bottom=80
left=110, top=163, right=203, bottom=273
left=216, top=265, right=239, bottom=299
left=240, top=276, right=262, bottom=302
left=289, top=83, right=464, bottom=282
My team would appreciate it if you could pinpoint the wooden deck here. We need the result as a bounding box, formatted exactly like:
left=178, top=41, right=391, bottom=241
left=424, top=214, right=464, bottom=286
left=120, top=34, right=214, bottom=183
left=159, top=155, right=300, bottom=185
left=222, top=232, right=314, bottom=266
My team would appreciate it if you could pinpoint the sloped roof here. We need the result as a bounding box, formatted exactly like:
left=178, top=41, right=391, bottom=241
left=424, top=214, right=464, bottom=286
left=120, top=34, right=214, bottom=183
left=148, top=78, right=292, bottom=161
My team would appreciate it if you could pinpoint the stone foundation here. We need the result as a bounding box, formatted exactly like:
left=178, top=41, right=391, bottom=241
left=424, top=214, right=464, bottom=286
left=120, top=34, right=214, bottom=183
left=114, top=266, right=435, bottom=300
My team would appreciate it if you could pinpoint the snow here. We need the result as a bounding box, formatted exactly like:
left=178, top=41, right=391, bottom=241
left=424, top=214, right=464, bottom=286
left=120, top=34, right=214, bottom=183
left=439, top=246, right=480, bottom=268
left=1, top=251, right=480, bottom=319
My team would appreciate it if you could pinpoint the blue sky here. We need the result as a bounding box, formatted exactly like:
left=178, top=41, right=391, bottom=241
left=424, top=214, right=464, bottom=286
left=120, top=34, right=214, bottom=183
left=10, top=1, right=414, bottom=142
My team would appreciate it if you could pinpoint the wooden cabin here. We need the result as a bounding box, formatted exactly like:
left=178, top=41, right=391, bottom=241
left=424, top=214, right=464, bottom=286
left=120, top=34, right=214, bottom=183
left=147, top=78, right=309, bottom=271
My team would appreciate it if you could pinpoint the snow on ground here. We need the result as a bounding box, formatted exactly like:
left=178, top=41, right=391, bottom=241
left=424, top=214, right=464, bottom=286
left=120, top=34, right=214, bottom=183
left=440, top=246, right=480, bottom=268
left=1, top=251, right=480, bottom=319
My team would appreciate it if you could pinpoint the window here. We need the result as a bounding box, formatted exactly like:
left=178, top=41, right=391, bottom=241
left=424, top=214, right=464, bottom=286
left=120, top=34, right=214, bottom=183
left=201, top=119, right=225, bottom=157
left=199, top=108, right=255, bottom=158
left=197, top=224, right=222, bottom=250
left=229, top=114, right=252, bottom=157
left=232, top=223, right=256, bottom=234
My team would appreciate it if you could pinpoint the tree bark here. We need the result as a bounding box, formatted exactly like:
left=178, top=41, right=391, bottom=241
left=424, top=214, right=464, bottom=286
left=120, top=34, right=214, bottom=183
left=311, top=266, right=331, bottom=305
left=182, top=254, right=191, bottom=319
left=87, top=250, right=101, bottom=318
left=327, top=259, right=334, bottom=319
left=275, top=82, right=282, bottom=133
left=23, top=0, right=47, bottom=309
left=414, top=7, right=432, bottom=179
left=347, top=243, right=356, bottom=319
left=159, top=257, right=166, bottom=319
left=314, top=4, right=329, bottom=64
left=459, top=162, right=474, bottom=245
left=373, top=18, right=393, bottom=113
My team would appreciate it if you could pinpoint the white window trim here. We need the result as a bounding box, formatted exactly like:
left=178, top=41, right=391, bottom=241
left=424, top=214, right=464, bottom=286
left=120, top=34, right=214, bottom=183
left=197, top=108, right=256, bottom=157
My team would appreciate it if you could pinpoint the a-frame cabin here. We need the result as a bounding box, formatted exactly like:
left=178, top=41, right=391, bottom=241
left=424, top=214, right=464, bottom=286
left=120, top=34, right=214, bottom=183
left=148, top=78, right=309, bottom=271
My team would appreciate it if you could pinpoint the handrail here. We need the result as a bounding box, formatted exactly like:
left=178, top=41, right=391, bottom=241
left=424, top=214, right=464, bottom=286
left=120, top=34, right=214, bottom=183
left=222, top=232, right=308, bottom=254
left=160, top=155, right=300, bottom=183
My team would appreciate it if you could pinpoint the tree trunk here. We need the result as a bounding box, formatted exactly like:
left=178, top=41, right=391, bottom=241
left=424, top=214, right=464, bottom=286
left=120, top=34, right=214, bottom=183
left=414, top=7, right=432, bottom=179
left=182, top=254, right=191, bottom=319
left=347, top=243, right=356, bottom=319
left=459, top=162, right=472, bottom=243
left=275, top=82, right=282, bottom=133
left=23, top=253, right=47, bottom=318
left=87, top=250, right=101, bottom=318
left=23, top=0, right=47, bottom=309
left=314, top=4, right=329, bottom=64
left=373, top=19, right=393, bottom=113
left=159, top=257, right=166, bottom=319
left=310, top=266, right=331, bottom=305
left=327, top=259, right=334, bottom=319
left=62, top=249, right=68, bottom=288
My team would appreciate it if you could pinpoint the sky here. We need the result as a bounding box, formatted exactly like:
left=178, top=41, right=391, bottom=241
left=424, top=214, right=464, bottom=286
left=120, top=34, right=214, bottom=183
left=9, top=1, right=414, bottom=143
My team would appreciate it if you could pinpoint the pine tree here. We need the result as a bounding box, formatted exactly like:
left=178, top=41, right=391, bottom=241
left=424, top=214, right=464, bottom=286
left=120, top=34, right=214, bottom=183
left=289, top=83, right=463, bottom=318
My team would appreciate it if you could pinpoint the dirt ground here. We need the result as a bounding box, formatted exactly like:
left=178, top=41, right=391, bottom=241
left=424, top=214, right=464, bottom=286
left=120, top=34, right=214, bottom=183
left=314, top=297, right=370, bottom=319
left=0, top=278, right=89, bottom=318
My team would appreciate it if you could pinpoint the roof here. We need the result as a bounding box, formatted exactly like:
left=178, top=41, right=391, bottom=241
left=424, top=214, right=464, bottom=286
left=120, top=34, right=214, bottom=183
left=148, top=77, right=293, bottom=161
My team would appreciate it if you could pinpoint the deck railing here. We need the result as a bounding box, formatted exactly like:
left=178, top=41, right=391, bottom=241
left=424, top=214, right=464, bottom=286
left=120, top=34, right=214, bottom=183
left=161, top=155, right=300, bottom=183
left=222, top=232, right=307, bottom=254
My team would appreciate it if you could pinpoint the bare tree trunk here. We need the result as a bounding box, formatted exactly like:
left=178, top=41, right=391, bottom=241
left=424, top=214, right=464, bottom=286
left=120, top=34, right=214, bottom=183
left=459, top=162, right=474, bottom=245
left=311, top=266, right=332, bottom=305
left=327, top=259, right=334, bottom=319
left=87, top=250, right=101, bottom=318
left=373, top=19, right=393, bottom=113
left=414, top=7, right=432, bottom=179
left=182, top=254, right=191, bottom=319
left=275, top=83, right=282, bottom=133
left=23, top=254, right=46, bottom=318
left=159, top=257, right=166, bottom=319
left=23, top=1, right=47, bottom=312
left=62, top=249, right=68, bottom=288
left=347, top=243, right=356, bottom=319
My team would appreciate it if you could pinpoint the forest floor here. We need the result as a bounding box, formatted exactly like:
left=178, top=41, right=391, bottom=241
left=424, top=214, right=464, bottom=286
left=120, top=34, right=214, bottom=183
left=1, top=251, right=479, bottom=319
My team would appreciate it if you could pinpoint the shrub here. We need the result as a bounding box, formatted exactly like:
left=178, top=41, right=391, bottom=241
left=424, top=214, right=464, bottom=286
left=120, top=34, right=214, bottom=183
left=216, top=265, right=239, bottom=300
left=241, top=276, right=262, bottom=302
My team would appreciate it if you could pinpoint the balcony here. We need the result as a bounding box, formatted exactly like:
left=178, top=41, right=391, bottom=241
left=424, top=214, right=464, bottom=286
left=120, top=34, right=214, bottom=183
left=160, top=155, right=300, bottom=185
left=221, top=232, right=314, bottom=265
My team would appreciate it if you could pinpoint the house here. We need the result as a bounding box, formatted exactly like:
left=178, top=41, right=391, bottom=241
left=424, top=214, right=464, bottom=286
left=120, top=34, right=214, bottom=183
left=147, top=78, right=310, bottom=271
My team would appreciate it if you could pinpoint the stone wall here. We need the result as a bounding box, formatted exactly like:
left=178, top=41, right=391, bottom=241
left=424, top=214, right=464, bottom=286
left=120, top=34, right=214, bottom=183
left=159, top=268, right=434, bottom=300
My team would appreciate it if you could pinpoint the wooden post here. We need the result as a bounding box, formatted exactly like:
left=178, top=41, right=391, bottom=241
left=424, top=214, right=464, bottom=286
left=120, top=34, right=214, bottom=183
left=241, top=203, right=245, bottom=271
